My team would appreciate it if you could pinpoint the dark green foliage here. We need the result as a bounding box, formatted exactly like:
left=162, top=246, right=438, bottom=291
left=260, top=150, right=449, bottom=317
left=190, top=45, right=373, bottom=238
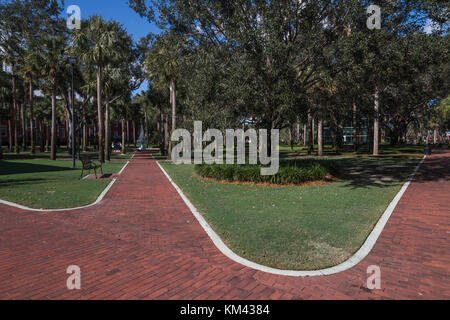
left=195, top=160, right=336, bottom=185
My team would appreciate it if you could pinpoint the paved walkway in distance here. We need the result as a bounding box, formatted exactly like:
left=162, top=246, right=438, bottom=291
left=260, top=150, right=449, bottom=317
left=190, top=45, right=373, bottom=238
left=0, top=151, right=449, bottom=300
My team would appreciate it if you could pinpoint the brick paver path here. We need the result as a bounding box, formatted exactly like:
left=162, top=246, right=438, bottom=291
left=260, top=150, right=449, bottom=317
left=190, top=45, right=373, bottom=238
left=0, top=151, right=449, bottom=300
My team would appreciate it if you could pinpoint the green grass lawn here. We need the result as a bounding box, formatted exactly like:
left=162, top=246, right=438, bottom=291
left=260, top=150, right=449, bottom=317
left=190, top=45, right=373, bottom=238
left=160, top=156, right=421, bottom=270
left=0, top=159, right=126, bottom=209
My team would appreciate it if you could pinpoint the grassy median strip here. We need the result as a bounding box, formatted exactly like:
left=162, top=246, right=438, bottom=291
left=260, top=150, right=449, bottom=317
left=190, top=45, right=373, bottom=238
left=0, top=160, right=126, bottom=210
left=160, top=157, right=421, bottom=270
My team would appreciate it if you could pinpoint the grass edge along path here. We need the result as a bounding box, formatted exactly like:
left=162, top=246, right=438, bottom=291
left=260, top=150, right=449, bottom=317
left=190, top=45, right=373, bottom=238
left=159, top=157, right=421, bottom=271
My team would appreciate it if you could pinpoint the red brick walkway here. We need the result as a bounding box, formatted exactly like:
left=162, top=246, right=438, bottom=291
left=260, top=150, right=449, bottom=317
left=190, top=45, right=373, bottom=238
left=0, top=151, right=449, bottom=300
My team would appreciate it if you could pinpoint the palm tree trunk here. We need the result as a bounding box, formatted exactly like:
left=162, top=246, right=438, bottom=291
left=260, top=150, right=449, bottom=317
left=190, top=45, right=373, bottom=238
left=104, top=92, right=111, bottom=161
left=318, top=119, right=324, bottom=157
left=11, top=64, right=18, bottom=154
left=21, top=103, right=26, bottom=151
left=97, top=65, right=105, bottom=163
left=51, top=83, right=57, bottom=160
left=93, top=122, right=97, bottom=150
left=164, top=114, right=169, bottom=155
left=29, top=79, right=35, bottom=154
left=373, top=86, right=380, bottom=156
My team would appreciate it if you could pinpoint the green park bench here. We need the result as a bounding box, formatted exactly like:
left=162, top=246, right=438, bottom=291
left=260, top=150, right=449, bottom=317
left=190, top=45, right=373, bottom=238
left=80, top=157, right=103, bottom=179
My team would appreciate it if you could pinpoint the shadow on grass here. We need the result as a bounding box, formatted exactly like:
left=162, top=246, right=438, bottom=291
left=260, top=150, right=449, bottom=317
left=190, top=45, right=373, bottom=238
left=0, top=178, right=46, bottom=186
left=0, top=161, right=72, bottom=176
left=335, top=158, right=424, bottom=189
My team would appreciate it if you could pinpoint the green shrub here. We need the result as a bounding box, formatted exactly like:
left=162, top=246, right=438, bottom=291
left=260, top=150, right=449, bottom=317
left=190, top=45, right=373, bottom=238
left=195, top=160, right=336, bottom=185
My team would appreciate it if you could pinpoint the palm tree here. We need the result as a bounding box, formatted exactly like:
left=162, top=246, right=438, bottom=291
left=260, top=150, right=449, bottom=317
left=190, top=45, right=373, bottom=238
left=72, top=16, right=120, bottom=163
left=0, top=68, right=12, bottom=159
left=20, top=50, right=40, bottom=154
left=38, top=35, right=67, bottom=160
left=145, top=32, right=187, bottom=158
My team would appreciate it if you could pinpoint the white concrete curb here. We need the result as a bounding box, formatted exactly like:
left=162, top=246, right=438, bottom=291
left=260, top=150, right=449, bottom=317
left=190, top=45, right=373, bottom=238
left=118, top=161, right=130, bottom=175
left=157, top=156, right=426, bottom=277
left=0, top=160, right=131, bottom=213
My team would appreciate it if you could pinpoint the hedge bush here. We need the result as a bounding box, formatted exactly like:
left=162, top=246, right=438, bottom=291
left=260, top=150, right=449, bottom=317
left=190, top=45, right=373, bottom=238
left=195, top=160, right=337, bottom=185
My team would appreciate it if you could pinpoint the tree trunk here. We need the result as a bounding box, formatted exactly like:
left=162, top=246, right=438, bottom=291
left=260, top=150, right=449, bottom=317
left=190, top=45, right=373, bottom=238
left=40, top=122, right=45, bottom=153
left=164, top=114, right=169, bottom=155
left=318, top=119, right=324, bottom=157
left=93, top=122, right=98, bottom=150
left=303, top=124, right=307, bottom=146
left=82, top=113, right=87, bottom=152
left=353, top=101, right=358, bottom=152
left=11, top=64, right=19, bottom=154
left=169, top=79, right=177, bottom=158
left=104, top=92, right=111, bottom=161
left=296, top=123, right=300, bottom=144
left=8, top=119, right=12, bottom=152
left=126, top=120, right=130, bottom=146
left=373, top=86, right=380, bottom=156
left=46, top=123, right=50, bottom=152
left=159, top=109, right=164, bottom=154
left=97, top=65, right=105, bottom=163
left=29, top=79, right=35, bottom=154
left=122, top=118, right=126, bottom=154
left=21, top=103, right=26, bottom=151
left=289, top=127, right=293, bottom=151
left=51, top=83, right=57, bottom=160
left=132, top=121, right=136, bottom=147
left=144, top=110, right=150, bottom=148
left=307, top=112, right=314, bottom=155
left=312, top=118, right=315, bottom=148
left=0, top=115, right=2, bottom=159
left=157, top=120, right=160, bottom=145
left=88, top=121, right=92, bottom=149
left=66, top=112, right=72, bottom=154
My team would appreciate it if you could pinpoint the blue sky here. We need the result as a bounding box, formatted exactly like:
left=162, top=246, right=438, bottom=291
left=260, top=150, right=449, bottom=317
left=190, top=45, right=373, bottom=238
left=65, top=0, right=161, bottom=94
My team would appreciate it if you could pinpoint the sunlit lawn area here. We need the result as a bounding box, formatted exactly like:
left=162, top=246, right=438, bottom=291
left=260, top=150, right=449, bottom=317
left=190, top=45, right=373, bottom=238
left=160, top=154, right=422, bottom=270
left=0, top=159, right=126, bottom=210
